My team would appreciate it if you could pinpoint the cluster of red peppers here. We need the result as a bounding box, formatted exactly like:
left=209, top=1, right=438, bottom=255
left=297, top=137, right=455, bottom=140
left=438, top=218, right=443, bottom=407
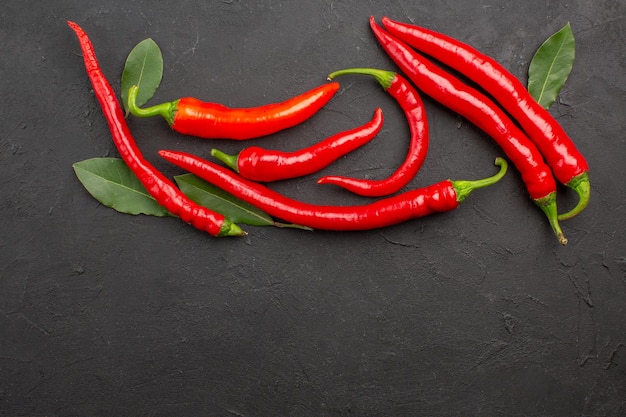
left=68, top=17, right=589, bottom=245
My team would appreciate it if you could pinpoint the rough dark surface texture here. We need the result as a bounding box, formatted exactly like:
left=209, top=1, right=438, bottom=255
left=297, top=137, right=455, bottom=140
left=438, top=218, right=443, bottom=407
left=1, top=1, right=625, bottom=416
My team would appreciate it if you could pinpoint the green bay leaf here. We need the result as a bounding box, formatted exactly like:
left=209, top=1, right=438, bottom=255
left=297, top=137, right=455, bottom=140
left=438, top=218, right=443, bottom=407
left=528, top=22, right=575, bottom=109
left=120, top=38, right=163, bottom=113
left=174, top=174, right=311, bottom=230
left=73, top=157, right=172, bottom=217
left=174, top=173, right=275, bottom=227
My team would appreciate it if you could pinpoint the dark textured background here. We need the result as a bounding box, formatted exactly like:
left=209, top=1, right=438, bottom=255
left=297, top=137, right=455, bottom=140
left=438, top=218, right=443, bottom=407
left=1, top=1, right=625, bottom=416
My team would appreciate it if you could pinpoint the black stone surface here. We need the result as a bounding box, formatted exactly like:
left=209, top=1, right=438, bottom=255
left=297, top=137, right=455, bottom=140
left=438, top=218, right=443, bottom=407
left=1, top=1, right=625, bottom=416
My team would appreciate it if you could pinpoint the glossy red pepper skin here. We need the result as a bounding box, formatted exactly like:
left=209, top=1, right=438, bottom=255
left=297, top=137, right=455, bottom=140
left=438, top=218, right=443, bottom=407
left=318, top=68, right=428, bottom=197
left=68, top=21, right=244, bottom=237
left=159, top=150, right=508, bottom=231
left=210, top=108, right=384, bottom=182
left=369, top=17, right=567, bottom=245
left=128, top=82, right=340, bottom=140
left=381, top=17, right=589, bottom=220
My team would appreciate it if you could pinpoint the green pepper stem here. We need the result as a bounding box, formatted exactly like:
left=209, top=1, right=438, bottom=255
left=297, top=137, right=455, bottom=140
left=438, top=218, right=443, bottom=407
left=535, top=193, right=568, bottom=245
left=453, top=157, right=568, bottom=245
left=210, top=148, right=240, bottom=172
left=127, top=85, right=177, bottom=125
left=218, top=219, right=247, bottom=237
left=327, top=68, right=397, bottom=90
left=452, top=157, right=508, bottom=203
left=557, top=172, right=590, bottom=221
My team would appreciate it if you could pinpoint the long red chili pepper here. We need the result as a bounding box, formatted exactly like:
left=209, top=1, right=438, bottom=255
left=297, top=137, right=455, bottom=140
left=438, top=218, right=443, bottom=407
left=210, top=108, right=384, bottom=182
left=126, top=81, right=339, bottom=140
left=369, top=17, right=567, bottom=245
left=381, top=17, right=589, bottom=221
left=159, top=149, right=508, bottom=231
left=67, top=21, right=244, bottom=237
left=317, top=68, right=428, bottom=197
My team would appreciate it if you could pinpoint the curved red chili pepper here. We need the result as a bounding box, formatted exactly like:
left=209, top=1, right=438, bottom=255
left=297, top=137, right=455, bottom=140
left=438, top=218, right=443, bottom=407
left=67, top=21, right=244, bottom=237
left=381, top=17, right=589, bottom=221
left=126, top=81, right=340, bottom=140
left=159, top=149, right=508, bottom=231
left=210, top=108, right=384, bottom=182
left=369, top=17, right=567, bottom=245
left=318, top=68, right=428, bottom=197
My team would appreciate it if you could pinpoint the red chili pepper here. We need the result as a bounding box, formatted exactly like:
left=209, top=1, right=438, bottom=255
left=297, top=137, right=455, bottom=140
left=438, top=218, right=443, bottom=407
left=316, top=68, right=429, bottom=197
left=68, top=21, right=244, bottom=237
left=381, top=17, right=589, bottom=221
left=159, top=149, right=508, bottom=231
left=126, top=81, right=339, bottom=140
left=369, top=17, right=567, bottom=245
left=210, top=108, right=384, bottom=182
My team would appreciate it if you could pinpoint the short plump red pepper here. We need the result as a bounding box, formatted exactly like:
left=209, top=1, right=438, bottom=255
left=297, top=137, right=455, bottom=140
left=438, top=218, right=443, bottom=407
left=317, top=68, right=429, bottom=197
left=126, top=82, right=339, bottom=140
left=369, top=17, right=567, bottom=245
left=381, top=17, right=589, bottom=220
left=210, top=108, right=383, bottom=182
left=68, top=21, right=244, bottom=237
